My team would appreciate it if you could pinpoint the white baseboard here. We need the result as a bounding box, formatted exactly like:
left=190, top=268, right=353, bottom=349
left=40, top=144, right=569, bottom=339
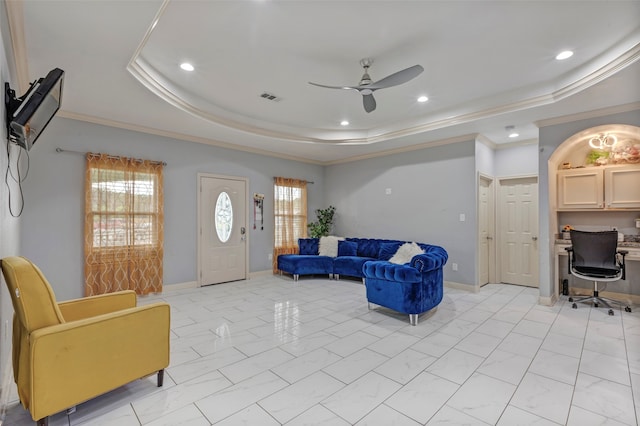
left=444, top=281, right=478, bottom=293
left=538, top=294, right=558, bottom=306
left=249, top=270, right=274, bottom=278
left=162, top=281, right=198, bottom=291
left=160, top=272, right=274, bottom=291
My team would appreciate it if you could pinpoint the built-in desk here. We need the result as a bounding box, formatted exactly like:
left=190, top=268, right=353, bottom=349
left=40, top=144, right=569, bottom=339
left=554, top=238, right=640, bottom=301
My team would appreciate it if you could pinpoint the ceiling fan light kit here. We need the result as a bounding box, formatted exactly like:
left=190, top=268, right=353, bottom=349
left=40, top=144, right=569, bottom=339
left=309, top=58, right=424, bottom=113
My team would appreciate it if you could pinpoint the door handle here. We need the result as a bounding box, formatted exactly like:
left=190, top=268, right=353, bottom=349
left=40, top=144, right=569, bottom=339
left=240, top=227, right=246, bottom=235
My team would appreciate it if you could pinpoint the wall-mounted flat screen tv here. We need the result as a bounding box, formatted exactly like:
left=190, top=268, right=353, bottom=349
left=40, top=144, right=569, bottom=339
left=5, top=68, right=64, bottom=150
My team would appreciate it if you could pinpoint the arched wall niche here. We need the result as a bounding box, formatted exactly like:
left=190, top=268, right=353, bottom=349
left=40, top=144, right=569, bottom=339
left=546, top=123, right=640, bottom=301
left=549, top=124, right=640, bottom=169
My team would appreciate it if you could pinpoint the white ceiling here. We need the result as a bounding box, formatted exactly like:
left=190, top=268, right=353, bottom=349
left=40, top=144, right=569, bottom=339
left=9, top=0, right=640, bottom=163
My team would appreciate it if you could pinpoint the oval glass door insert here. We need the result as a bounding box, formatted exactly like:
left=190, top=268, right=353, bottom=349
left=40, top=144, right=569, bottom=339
left=215, top=191, right=233, bottom=242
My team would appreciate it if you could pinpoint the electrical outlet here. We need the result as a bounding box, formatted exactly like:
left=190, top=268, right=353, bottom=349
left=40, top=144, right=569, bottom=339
left=452, top=263, right=458, bottom=271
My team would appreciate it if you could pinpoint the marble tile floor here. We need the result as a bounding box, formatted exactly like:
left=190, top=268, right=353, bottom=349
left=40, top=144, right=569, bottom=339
left=4, top=276, right=640, bottom=425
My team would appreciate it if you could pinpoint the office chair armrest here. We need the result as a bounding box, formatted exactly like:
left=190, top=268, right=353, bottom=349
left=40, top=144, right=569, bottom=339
left=565, top=246, right=573, bottom=275
left=617, top=250, right=628, bottom=280
left=58, top=290, right=138, bottom=322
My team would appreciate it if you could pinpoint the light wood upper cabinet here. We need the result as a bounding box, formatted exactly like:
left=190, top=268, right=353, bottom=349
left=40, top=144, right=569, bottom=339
left=557, top=168, right=604, bottom=209
left=605, top=165, right=640, bottom=208
left=557, top=164, right=640, bottom=210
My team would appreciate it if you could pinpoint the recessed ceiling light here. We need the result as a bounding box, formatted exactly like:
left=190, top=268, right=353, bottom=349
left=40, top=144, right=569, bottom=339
left=555, top=50, right=573, bottom=60
left=180, top=62, right=194, bottom=71
left=417, top=95, right=429, bottom=103
left=509, top=132, right=519, bottom=138
left=340, top=120, right=349, bottom=126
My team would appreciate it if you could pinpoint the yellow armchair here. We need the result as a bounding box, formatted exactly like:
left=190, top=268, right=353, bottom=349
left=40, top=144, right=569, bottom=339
left=1, top=256, right=170, bottom=426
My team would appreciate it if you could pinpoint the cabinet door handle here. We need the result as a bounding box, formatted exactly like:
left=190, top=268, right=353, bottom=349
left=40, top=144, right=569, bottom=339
left=532, top=236, right=538, bottom=241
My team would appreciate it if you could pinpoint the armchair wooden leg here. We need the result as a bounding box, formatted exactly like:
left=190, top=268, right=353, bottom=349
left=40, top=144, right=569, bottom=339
left=37, top=417, right=49, bottom=426
left=157, top=369, right=165, bottom=387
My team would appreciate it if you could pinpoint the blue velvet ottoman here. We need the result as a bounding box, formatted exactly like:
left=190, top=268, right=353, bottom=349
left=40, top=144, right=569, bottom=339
left=277, top=254, right=333, bottom=281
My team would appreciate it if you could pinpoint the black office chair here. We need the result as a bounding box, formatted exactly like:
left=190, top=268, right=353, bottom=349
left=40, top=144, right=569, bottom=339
left=565, top=230, right=630, bottom=316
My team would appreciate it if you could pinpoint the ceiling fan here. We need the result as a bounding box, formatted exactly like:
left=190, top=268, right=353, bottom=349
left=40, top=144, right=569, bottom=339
left=309, top=58, right=424, bottom=113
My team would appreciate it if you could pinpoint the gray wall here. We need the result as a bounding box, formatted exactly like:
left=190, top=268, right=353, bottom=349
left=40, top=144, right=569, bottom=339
left=325, top=140, right=477, bottom=287
left=538, top=109, right=640, bottom=299
left=20, top=118, right=325, bottom=301
left=475, top=140, right=495, bottom=177
left=0, top=0, right=21, bottom=394
left=495, top=144, right=539, bottom=177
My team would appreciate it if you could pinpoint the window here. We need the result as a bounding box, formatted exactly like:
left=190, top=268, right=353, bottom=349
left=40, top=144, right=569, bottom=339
left=273, top=177, right=307, bottom=272
left=84, top=153, right=164, bottom=295
left=215, top=191, right=233, bottom=243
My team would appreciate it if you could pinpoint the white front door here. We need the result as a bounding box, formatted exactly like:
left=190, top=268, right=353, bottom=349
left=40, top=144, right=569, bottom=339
left=198, top=174, right=248, bottom=285
left=499, top=176, right=539, bottom=287
left=478, top=176, right=494, bottom=286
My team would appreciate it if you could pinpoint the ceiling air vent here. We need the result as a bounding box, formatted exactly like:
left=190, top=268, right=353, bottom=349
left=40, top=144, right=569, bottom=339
left=259, top=92, right=282, bottom=102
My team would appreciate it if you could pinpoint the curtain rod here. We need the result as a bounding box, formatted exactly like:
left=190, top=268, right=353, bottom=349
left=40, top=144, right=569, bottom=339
left=55, top=147, right=167, bottom=166
left=273, top=177, right=314, bottom=184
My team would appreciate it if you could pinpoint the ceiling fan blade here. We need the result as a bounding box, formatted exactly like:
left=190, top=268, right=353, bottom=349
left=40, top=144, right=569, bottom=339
left=308, top=82, right=357, bottom=90
left=363, top=93, right=376, bottom=113
left=367, top=64, right=424, bottom=90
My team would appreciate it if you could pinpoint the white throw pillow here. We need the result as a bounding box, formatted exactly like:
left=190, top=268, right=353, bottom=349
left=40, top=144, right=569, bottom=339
left=389, top=242, right=424, bottom=264
left=318, top=236, right=344, bottom=257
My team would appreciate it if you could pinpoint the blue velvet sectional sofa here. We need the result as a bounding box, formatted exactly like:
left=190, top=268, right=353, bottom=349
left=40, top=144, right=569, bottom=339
left=277, top=238, right=448, bottom=325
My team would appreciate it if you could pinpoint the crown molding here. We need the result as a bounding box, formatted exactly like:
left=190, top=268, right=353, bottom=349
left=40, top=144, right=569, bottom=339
left=551, top=42, right=640, bottom=102
left=58, top=110, right=483, bottom=167
left=494, top=138, right=538, bottom=150
left=325, top=133, right=478, bottom=166
left=127, top=5, right=640, bottom=147
left=56, top=110, right=324, bottom=165
left=476, top=134, right=497, bottom=149
left=535, top=102, right=640, bottom=128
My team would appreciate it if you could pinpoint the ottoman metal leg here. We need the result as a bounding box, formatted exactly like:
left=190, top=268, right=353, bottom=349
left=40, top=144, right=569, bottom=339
left=409, top=314, right=418, bottom=326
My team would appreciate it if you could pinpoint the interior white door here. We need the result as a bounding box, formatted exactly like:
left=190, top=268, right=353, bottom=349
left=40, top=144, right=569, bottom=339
left=499, top=177, right=539, bottom=287
left=478, top=176, right=494, bottom=286
left=199, top=175, right=247, bottom=285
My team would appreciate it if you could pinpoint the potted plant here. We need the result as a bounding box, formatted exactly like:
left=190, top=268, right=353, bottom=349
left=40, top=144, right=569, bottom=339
left=308, top=206, right=336, bottom=238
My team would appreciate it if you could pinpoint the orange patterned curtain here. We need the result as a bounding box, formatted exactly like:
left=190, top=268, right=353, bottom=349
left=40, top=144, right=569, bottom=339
left=273, top=177, right=307, bottom=273
left=84, top=153, right=164, bottom=296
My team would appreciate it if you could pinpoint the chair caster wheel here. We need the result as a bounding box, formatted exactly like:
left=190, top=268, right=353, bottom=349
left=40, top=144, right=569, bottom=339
left=572, top=303, right=577, bottom=309
left=608, top=309, right=614, bottom=316
left=625, top=307, right=632, bottom=312
left=594, top=303, right=599, bottom=308
left=568, top=297, right=573, bottom=302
